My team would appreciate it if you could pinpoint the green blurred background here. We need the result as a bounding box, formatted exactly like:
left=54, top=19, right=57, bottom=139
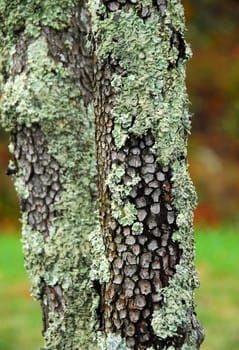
left=0, top=1, right=238, bottom=349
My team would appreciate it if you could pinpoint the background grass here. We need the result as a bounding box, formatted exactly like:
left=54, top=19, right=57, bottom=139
left=195, top=226, right=239, bottom=350
left=0, top=228, right=238, bottom=349
left=0, top=235, right=43, bottom=350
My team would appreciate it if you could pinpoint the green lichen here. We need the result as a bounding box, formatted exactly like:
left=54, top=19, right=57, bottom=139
left=107, top=164, right=140, bottom=226
left=0, top=0, right=76, bottom=37
left=89, top=226, right=111, bottom=284
left=1, top=36, right=81, bottom=131
left=0, top=1, right=78, bottom=96
left=14, top=172, right=29, bottom=200
left=132, top=221, right=144, bottom=234
left=93, top=3, right=192, bottom=165
left=106, top=334, right=130, bottom=350
left=21, top=213, right=45, bottom=299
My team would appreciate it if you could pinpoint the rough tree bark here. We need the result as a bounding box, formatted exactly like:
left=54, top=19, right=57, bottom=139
left=0, top=1, right=103, bottom=349
left=92, top=0, right=204, bottom=349
left=0, top=0, right=204, bottom=349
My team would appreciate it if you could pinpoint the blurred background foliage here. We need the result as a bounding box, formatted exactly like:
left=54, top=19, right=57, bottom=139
left=0, top=1, right=238, bottom=349
left=183, top=0, right=239, bottom=227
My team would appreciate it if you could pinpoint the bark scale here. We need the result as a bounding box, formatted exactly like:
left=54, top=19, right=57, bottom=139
left=92, top=0, right=204, bottom=349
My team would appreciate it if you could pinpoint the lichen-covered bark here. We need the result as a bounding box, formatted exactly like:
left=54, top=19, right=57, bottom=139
left=0, top=2, right=101, bottom=349
left=1, top=1, right=204, bottom=349
left=92, top=0, right=204, bottom=349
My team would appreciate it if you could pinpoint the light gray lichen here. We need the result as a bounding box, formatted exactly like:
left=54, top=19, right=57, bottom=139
left=106, top=333, right=130, bottom=350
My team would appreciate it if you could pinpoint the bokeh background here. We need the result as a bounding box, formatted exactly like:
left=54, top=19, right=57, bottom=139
left=0, top=1, right=238, bottom=349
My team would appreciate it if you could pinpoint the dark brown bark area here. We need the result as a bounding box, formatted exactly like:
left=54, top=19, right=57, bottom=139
left=10, top=124, right=64, bottom=330
left=11, top=124, right=61, bottom=240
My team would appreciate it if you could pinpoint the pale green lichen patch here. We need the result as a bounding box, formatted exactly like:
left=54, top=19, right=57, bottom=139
left=107, top=164, right=140, bottom=226
left=106, top=333, right=130, bottom=350
left=165, top=0, right=186, bottom=31
left=14, top=172, right=29, bottom=200
left=1, top=36, right=81, bottom=131
left=89, top=226, right=111, bottom=284
left=132, top=221, right=144, bottom=234
left=0, top=0, right=76, bottom=37
left=37, top=105, right=101, bottom=348
left=93, top=4, right=191, bottom=165
left=21, top=213, right=45, bottom=299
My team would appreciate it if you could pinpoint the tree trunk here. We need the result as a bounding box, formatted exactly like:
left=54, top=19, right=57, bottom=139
left=92, top=0, right=204, bottom=349
left=0, top=2, right=101, bottom=349
left=0, top=1, right=204, bottom=349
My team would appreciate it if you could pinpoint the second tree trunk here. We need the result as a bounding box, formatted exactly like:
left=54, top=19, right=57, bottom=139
left=92, top=0, right=204, bottom=349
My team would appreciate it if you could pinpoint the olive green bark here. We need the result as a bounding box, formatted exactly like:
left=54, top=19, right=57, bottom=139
left=91, top=0, right=204, bottom=349
left=0, top=1, right=103, bottom=349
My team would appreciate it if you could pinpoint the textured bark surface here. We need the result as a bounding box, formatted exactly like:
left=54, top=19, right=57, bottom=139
left=93, top=0, right=204, bottom=349
left=0, top=2, right=99, bottom=349
left=96, top=99, right=181, bottom=348
left=11, top=124, right=61, bottom=240
left=10, top=124, right=64, bottom=331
